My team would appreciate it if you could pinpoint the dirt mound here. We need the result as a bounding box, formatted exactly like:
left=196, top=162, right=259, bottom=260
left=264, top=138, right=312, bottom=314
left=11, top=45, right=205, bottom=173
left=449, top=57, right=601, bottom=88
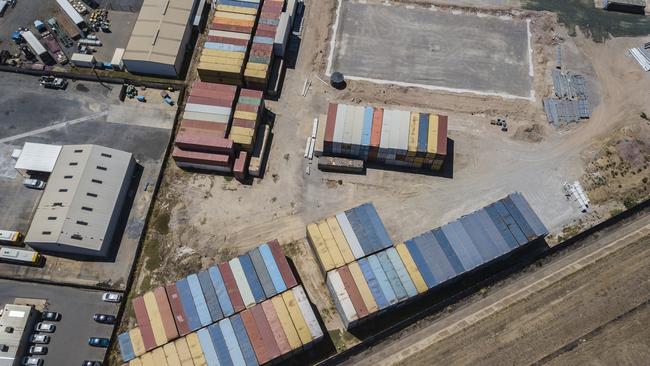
left=513, top=123, right=546, bottom=142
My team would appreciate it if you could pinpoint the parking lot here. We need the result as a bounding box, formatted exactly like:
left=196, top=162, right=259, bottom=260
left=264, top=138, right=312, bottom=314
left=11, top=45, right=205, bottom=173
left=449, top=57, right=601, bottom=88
left=0, top=72, right=177, bottom=289
left=328, top=0, right=533, bottom=98
left=0, top=279, right=121, bottom=365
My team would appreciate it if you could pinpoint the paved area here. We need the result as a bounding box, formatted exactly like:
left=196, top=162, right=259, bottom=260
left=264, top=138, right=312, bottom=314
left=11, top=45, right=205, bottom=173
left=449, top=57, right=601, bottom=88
left=328, top=0, right=533, bottom=98
left=0, top=279, right=121, bottom=366
left=0, top=72, right=177, bottom=289
left=342, top=211, right=650, bottom=366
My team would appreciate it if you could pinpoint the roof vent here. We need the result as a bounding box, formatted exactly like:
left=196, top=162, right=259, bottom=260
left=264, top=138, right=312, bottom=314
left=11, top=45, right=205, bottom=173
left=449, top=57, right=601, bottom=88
left=4, top=327, right=13, bottom=333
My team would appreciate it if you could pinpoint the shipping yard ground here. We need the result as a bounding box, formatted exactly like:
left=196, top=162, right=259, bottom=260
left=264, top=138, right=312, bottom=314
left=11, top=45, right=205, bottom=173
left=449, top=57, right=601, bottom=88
left=0, top=72, right=178, bottom=289
left=341, top=209, right=650, bottom=366
left=329, top=0, right=533, bottom=98
left=0, top=279, right=120, bottom=365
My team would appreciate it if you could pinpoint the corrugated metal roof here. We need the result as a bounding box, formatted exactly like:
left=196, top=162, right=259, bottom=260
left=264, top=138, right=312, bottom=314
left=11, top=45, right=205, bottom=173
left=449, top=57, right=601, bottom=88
left=14, top=142, right=62, bottom=172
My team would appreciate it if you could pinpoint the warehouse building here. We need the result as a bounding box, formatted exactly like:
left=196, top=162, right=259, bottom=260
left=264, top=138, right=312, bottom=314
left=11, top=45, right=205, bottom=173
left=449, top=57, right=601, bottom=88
left=25, top=145, right=136, bottom=258
left=122, top=0, right=200, bottom=77
left=0, top=304, right=39, bottom=366
left=603, top=0, right=646, bottom=14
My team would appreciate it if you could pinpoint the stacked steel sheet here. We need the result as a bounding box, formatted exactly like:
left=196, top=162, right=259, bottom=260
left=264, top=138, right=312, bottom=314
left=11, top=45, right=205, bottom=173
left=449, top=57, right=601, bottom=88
left=118, top=240, right=298, bottom=362
left=321, top=103, right=448, bottom=171
left=307, top=203, right=393, bottom=274
left=325, top=193, right=548, bottom=328
left=124, top=285, right=323, bottom=366
left=244, top=0, right=285, bottom=89
left=229, top=89, right=265, bottom=150
left=201, top=1, right=260, bottom=85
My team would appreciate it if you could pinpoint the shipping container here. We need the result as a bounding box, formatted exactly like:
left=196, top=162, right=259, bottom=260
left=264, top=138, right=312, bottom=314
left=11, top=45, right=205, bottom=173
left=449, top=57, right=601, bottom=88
left=281, top=291, right=312, bottom=345
left=249, top=248, right=277, bottom=298
left=163, top=343, right=182, bottom=366
left=292, top=286, right=323, bottom=340
left=166, top=283, right=191, bottom=336
left=259, top=243, right=287, bottom=293
left=198, top=270, right=224, bottom=322
left=376, top=251, right=408, bottom=302
left=153, top=287, right=179, bottom=341
left=197, top=328, right=219, bottom=366
left=262, top=300, right=292, bottom=355
left=326, top=270, right=358, bottom=327
left=251, top=305, right=281, bottom=361
left=219, top=262, right=247, bottom=312
left=129, top=328, right=146, bottom=357
left=207, top=322, right=232, bottom=366
left=367, top=255, right=397, bottom=306
left=357, top=257, right=389, bottom=309
left=394, top=243, right=428, bottom=294
left=220, top=318, right=247, bottom=366
left=336, top=213, right=364, bottom=259
left=239, top=254, right=266, bottom=303
left=140, top=353, right=155, bottom=366
left=318, top=221, right=344, bottom=267
left=129, top=358, right=143, bottom=366
left=267, top=239, right=298, bottom=288
left=347, top=262, right=379, bottom=313
left=229, top=258, right=256, bottom=308
left=151, top=348, right=167, bottom=366
left=327, top=217, right=355, bottom=264
left=338, top=266, right=369, bottom=318
left=230, top=314, right=259, bottom=366
left=187, top=274, right=213, bottom=327
left=271, top=296, right=302, bottom=350
left=208, top=266, right=235, bottom=317
left=133, top=296, right=157, bottom=351
left=306, top=223, right=334, bottom=272
left=241, top=309, right=270, bottom=364
left=174, top=338, right=193, bottom=366
left=118, top=332, right=136, bottom=362
left=186, top=333, right=208, bottom=366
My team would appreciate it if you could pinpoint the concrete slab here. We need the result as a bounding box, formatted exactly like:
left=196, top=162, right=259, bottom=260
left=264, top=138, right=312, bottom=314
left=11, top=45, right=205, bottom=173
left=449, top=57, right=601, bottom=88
left=328, top=1, right=533, bottom=99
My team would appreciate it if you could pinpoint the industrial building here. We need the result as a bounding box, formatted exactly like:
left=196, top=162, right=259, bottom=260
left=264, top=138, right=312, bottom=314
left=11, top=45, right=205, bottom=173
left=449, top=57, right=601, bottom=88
left=0, top=304, right=39, bottom=366
left=25, top=145, right=136, bottom=258
left=603, top=0, right=647, bottom=14
left=122, top=0, right=200, bottom=77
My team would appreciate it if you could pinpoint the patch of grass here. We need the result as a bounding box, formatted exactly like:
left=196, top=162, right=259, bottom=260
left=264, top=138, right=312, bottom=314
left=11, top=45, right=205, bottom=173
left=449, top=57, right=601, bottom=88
left=328, top=329, right=357, bottom=352
left=610, top=208, right=624, bottom=217
left=558, top=222, right=583, bottom=242
left=154, top=212, right=170, bottom=235
left=143, top=239, right=162, bottom=272
left=223, top=176, right=234, bottom=182
left=623, top=194, right=638, bottom=209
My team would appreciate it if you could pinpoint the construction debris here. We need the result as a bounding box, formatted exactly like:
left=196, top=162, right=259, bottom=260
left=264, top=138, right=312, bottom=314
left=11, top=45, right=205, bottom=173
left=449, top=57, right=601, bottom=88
left=543, top=70, right=590, bottom=126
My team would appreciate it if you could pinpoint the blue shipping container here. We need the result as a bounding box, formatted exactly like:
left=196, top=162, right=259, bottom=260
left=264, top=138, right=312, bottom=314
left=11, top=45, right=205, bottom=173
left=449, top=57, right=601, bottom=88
left=198, top=270, right=224, bottom=322
left=494, top=201, right=528, bottom=245
left=460, top=215, right=504, bottom=260
left=187, top=274, right=213, bottom=326
left=417, top=113, right=429, bottom=153
left=472, top=210, right=512, bottom=255
left=231, top=314, right=259, bottom=366
left=362, top=204, right=392, bottom=250
left=414, top=232, right=456, bottom=282
left=362, top=107, right=373, bottom=146
left=208, top=322, right=233, bottom=366
left=404, top=239, right=437, bottom=288
left=209, top=266, right=235, bottom=317
left=386, top=247, right=418, bottom=298
left=345, top=207, right=373, bottom=255
left=239, top=254, right=266, bottom=303
left=484, top=204, right=519, bottom=249
left=441, top=223, right=482, bottom=271
left=249, top=248, right=277, bottom=299
left=220, top=318, right=247, bottom=366
left=197, top=328, right=219, bottom=366
left=204, top=42, right=248, bottom=52
left=354, top=205, right=383, bottom=253
left=431, top=228, right=466, bottom=274
left=176, top=278, right=202, bottom=331
left=367, top=255, right=398, bottom=305
left=376, top=251, right=408, bottom=301
left=259, top=243, right=287, bottom=293
left=220, top=0, right=259, bottom=8
left=117, top=332, right=135, bottom=362
left=358, top=257, right=389, bottom=309
left=502, top=196, right=537, bottom=241
left=509, top=192, right=548, bottom=237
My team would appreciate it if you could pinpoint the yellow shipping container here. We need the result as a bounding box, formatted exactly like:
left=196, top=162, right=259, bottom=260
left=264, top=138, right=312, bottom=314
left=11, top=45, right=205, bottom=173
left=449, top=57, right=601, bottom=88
left=163, top=343, right=182, bottom=366
left=216, top=4, right=258, bottom=15
left=152, top=348, right=169, bottom=366
left=272, top=296, right=302, bottom=350
left=306, top=223, right=334, bottom=272
left=186, top=333, right=207, bottom=366
left=318, top=221, right=344, bottom=267
left=281, top=291, right=312, bottom=345
left=197, top=63, right=242, bottom=74
left=245, top=63, right=269, bottom=72
left=326, top=217, right=355, bottom=264
left=213, top=17, right=255, bottom=27
left=230, top=126, right=255, bottom=137
left=143, top=292, right=167, bottom=346
left=201, top=49, right=246, bottom=59
left=130, top=328, right=146, bottom=356
left=129, top=358, right=143, bottom=366
left=395, top=243, right=428, bottom=293
left=199, top=56, right=244, bottom=66
left=214, top=11, right=256, bottom=21
left=174, top=338, right=194, bottom=366
left=229, top=134, right=253, bottom=145
left=233, top=110, right=258, bottom=121
left=408, top=112, right=419, bottom=156
left=140, top=353, right=155, bottom=366
left=348, top=262, right=379, bottom=313
left=427, top=114, right=439, bottom=156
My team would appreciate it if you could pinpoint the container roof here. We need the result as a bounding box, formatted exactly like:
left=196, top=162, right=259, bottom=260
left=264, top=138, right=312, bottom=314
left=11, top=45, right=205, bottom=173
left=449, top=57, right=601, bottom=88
left=14, top=142, right=62, bottom=173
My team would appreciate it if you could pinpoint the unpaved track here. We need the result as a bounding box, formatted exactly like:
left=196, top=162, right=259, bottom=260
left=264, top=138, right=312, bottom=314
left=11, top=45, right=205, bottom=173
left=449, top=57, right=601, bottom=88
left=342, top=212, right=650, bottom=366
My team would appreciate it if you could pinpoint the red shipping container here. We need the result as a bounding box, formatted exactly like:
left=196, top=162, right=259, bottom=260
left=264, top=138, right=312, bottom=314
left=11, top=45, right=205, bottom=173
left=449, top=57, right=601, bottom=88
left=232, top=118, right=256, bottom=129
left=175, top=130, right=234, bottom=155
left=255, top=29, right=277, bottom=38
left=172, top=147, right=231, bottom=167
left=180, top=120, right=227, bottom=135
left=210, top=22, right=253, bottom=34
left=218, top=262, right=246, bottom=312
left=206, top=36, right=250, bottom=47
left=165, top=283, right=190, bottom=336
left=240, top=89, right=263, bottom=99
left=267, top=240, right=298, bottom=288
left=241, top=309, right=269, bottom=364
left=256, top=24, right=278, bottom=33
left=251, top=305, right=281, bottom=361
left=236, top=103, right=260, bottom=114
left=153, top=287, right=179, bottom=341
left=251, top=43, right=273, bottom=53
left=370, top=107, right=384, bottom=148
left=437, top=114, right=448, bottom=157
left=261, top=301, right=291, bottom=355
left=234, top=151, right=248, bottom=181
left=132, top=297, right=157, bottom=351
left=192, top=81, right=237, bottom=94
left=187, top=95, right=235, bottom=108
left=325, top=103, right=337, bottom=142
left=338, top=266, right=369, bottom=318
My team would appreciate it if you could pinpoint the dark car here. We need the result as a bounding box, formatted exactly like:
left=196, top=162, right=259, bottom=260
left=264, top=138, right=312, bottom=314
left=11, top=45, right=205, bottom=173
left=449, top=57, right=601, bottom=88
left=92, top=314, right=115, bottom=324
left=41, top=311, right=61, bottom=321
left=88, top=337, right=110, bottom=347
left=82, top=361, right=101, bottom=366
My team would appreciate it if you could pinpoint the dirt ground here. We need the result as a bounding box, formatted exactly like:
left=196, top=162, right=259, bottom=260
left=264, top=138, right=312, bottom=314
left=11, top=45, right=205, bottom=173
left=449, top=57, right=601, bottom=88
left=114, top=0, right=650, bottom=362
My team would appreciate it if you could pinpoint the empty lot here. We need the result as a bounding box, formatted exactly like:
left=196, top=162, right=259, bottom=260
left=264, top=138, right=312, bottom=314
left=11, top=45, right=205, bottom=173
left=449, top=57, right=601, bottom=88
left=328, top=0, right=533, bottom=98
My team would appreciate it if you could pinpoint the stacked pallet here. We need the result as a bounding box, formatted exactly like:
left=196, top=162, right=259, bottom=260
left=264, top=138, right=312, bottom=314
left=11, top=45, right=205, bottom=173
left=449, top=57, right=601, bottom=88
left=125, top=285, right=323, bottom=366
left=244, top=0, right=285, bottom=89
left=325, top=193, right=548, bottom=328
left=320, top=103, right=448, bottom=171
left=229, top=89, right=265, bottom=150
left=172, top=81, right=238, bottom=172
left=118, top=240, right=298, bottom=362
left=306, top=203, right=392, bottom=274
left=201, top=1, right=260, bottom=85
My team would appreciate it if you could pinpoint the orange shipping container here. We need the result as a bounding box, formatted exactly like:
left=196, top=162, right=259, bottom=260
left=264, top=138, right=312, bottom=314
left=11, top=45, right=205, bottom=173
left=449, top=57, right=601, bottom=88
left=154, top=287, right=179, bottom=341
left=261, top=301, right=292, bottom=354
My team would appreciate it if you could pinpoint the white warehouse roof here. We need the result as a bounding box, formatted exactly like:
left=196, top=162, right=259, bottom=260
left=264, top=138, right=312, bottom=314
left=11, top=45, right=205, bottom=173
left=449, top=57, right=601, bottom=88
left=14, top=142, right=62, bottom=173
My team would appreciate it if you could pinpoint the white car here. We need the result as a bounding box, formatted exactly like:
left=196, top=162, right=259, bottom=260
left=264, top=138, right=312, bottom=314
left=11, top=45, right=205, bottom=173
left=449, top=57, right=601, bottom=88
left=21, top=357, right=43, bottom=366
left=29, top=334, right=49, bottom=344
left=101, top=292, right=122, bottom=303
left=23, top=179, right=46, bottom=190
left=28, top=346, right=47, bottom=355
left=34, top=322, right=55, bottom=333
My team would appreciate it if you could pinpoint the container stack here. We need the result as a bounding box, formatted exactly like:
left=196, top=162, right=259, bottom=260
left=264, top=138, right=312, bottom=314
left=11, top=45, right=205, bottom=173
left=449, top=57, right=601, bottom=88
left=201, top=2, right=261, bottom=85
left=320, top=103, right=448, bottom=171
left=229, top=89, right=265, bottom=150
left=244, top=0, right=284, bottom=89
left=306, top=203, right=393, bottom=274
left=325, top=193, right=548, bottom=328
left=118, top=240, right=300, bottom=362
left=124, top=285, right=323, bottom=366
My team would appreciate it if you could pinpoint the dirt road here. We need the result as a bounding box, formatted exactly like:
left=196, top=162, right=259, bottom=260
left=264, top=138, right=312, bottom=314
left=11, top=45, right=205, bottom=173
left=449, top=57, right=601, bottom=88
left=341, top=211, right=650, bottom=366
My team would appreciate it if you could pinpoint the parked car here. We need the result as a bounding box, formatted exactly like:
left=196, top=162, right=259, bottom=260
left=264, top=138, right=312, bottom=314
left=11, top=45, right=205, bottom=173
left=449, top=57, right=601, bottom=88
left=28, top=346, right=47, bottom=355
left=21, top=357, right=43, bottom=366
left=101, top=292, right=121, bottom=303
left=29, top=334, right=49, bottom=344
left=92, top=314, right=115, bottom=324
left=34, top=323, right=55, bottom=333
left=82, top=361, right=102, bottom=366
left=39, top=75, right=67, bottom=89
left=23, top=179, right=45, bottom=190
left=88, top=337, right=110, bottom=347
left=41, top=311, right=61, bottom=321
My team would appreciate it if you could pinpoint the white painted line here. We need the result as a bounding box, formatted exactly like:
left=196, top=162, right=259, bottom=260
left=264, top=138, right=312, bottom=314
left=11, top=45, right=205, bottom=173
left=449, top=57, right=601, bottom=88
left=0, top=111, right=109, bottom=144
left=326, top=0, right=344, bottom=76
left=526, top=18, right=535, bottom=101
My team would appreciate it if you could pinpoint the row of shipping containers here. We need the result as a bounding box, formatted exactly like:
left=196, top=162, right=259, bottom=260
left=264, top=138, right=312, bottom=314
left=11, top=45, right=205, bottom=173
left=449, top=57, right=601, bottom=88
left=229, top=89, right=265, bottom=151
left=307, top=203, right=393, bottom=273
left=325, top=193, right=548, bottom=328
left=199, top=1, right=261, bottom=85
left=318, top=103, right=448, bottom=170
left=118, top=240, right=298, bottom=361
left=124, top=285, right=323, bottom=366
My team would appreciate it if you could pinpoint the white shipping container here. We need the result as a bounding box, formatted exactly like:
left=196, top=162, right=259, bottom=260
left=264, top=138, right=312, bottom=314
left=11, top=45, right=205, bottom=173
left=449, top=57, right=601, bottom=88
left=292, top=286, right=323, bottom=340
left=326, top=271, right=358, bottom=326
left=311, top=118, right=319, bottom=139
left=208, top=30, right=251, bottom=40
left=286, top=0, right=298, bottom=22
left=184, top=103, right=232, bottom=116
left=70, top=53, right=96, bottom=67
left=111, top=48, right=125, bottom=70
left=343, top=105, right=357, bottom=145
left=20, top=31, right=47, bottom=56
left=333, top=104, right=347, bottom=144
left=182, top=111, right=230, bottom=123
left=335, top=213, right=364, bottom=258
left=56, top=0, right=84, bottom=25
left=273, top=12, right=290, bottom=58
left=395, top=110, right=410, bottom=151
left=351, top=105, right=365, bottom=146
left=380, top=110, right=393, bottom=149
left=229, top=258, right=256, bottom=308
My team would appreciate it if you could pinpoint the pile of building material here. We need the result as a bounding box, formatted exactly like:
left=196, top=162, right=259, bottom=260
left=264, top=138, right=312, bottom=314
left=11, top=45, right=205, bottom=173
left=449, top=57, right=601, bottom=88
left=316, top=103, right=448, bottom=171
left=117, top=240, right=324, bottom=364
left=628, top=45, right=650, bottom=71
left=244, top=0, right=284, bottom=89
left=543, top=70, right=590, bottom=126
left=200, top=2, right=260, bottom=85
left=307, top=203, right=393, bottom=274
left=324, top=193, right=548, bottom=328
